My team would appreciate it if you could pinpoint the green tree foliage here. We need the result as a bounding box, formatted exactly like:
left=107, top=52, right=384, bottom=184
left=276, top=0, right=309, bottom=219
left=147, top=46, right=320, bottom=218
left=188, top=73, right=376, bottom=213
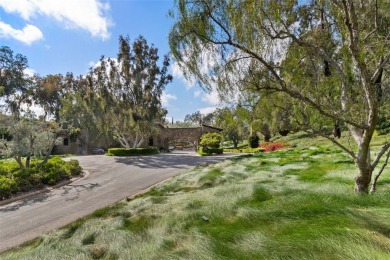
left=0, top=117, right=61, bottom=169
left=234, top=99, right=271, bottom=142
left=170, top=120, right=196, bottom=128
left=0, top=46, right=32, bottom=118
left=199, top=132, right=222, bottom=148
left=184, top=110, right=214, bottom=126
left=184, top=111, right=202, bottom=125
left=0, top=46, right=62, bottom=168
left=33, top=74, right=66, bottom=121
left=62, top=36, right=172, bottom=148
left=60, top=73, right=106, bottom=147
left=169, top=0, right=390, bottom=193
left=214, top=107, right=247, bottom=148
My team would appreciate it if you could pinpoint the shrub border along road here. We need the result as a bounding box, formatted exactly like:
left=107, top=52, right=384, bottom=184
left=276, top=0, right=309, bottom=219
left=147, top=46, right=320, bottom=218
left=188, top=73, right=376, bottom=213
left=0, top=157, right=83, bottom=200
left=0, top=170, right=89, bottom=206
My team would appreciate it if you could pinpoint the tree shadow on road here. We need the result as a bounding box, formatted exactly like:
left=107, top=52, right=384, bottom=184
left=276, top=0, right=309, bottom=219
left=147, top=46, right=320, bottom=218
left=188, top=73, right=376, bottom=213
left=0, top=193, right=52, bottom=212
left=0, top=183, right=102, bottom=212
left=61, top=183, right=101, bottom=201
left=113, top=152, right=237, bottom=169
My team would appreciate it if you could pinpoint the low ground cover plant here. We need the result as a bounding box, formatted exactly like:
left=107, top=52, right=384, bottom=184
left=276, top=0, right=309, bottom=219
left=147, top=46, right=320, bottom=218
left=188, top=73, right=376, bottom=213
left=3, top=134, right=389, bottom=259
left=0, top=157, right=82, bottom=200
left=107, top=147, right=159, bottom=156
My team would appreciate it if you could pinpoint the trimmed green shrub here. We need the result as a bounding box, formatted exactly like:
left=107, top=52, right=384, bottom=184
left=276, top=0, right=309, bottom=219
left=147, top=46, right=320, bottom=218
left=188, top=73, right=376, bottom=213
left=199, top=132, right=222, bottom=148
left=198, top=147, right=223, bottom=156
left=107, top=147, right=159, bottom=156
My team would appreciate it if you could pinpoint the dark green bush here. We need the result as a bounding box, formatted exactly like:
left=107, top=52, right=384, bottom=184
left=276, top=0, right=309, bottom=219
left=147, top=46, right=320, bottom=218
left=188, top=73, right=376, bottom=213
left=376, top=115, right=390, bottom=135
left=107, top=147, right=159, bottom=156
left=248, top=133, right=260, bottom=148
left=198, top=147, right=223, bottom=156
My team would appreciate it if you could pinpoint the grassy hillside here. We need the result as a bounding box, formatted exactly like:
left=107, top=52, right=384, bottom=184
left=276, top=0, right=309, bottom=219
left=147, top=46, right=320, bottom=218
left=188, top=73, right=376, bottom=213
left=2, top=133, right=390, bottom=259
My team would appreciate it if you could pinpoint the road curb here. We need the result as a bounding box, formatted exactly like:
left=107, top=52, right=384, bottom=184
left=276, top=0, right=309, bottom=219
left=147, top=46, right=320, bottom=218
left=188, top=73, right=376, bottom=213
left=0, top=171, right=90, bottom=207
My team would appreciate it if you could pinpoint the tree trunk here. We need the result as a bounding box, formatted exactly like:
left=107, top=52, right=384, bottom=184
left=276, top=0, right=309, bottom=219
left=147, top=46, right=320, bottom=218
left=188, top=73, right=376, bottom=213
left=354, top=165, right=372, bottom=193
left=37, top=139, right=57, bottom=169
left=14, top=156, right=25, bottom=169
left=26, top=155, right=31, bottom=168
left=354, top=141, right=372, bottom=193
left=132, top=133, right=144, bottom=148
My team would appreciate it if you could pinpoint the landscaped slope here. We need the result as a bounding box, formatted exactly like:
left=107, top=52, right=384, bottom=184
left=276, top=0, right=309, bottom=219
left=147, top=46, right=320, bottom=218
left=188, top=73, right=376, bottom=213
left=2, top=136, right=390, bottom=259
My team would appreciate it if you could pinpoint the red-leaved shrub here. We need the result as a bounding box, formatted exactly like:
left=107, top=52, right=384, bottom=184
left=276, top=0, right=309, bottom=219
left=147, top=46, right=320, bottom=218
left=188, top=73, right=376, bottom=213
left=259, top=142, right=289, bottom=152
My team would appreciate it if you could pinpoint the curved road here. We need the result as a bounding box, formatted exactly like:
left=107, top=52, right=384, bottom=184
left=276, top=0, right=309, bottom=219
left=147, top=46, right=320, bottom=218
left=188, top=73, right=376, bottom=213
left=0, top=151, right=239, bottom=253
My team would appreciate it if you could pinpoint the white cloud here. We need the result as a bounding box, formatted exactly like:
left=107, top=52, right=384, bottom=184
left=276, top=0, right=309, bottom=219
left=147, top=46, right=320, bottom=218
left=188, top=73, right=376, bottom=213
left=0, top=0, right=36, bottom=20
left=199, top=106, right=217, bottom=115
left=0, top=0, right=111, bottom=41
left=194, top=90, right=201, bottom=97
left=201, top=88, right=220, bottom=106
left=24, top=68, right=36, bottom=77
left=161, top=92, right=177, bottom=107
left=0, top=21, right=43, bottom=45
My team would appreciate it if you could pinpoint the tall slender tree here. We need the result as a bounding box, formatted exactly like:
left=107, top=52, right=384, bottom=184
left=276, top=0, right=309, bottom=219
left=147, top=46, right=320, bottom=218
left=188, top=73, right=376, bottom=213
left=74, top=35, right=172, bottom=148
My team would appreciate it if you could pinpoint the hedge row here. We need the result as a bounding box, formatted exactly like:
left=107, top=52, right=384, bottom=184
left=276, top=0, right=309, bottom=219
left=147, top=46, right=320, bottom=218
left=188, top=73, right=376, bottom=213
left=198, top=147, right=224, bottom=156
left=107, top=147, right=159, bottom=156
left=0, top=157, right=82, bottom=200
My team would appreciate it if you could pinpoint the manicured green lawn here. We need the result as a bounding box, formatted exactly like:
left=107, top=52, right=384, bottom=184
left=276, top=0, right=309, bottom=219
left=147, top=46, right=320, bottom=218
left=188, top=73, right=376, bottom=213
left=2, top=134, right=390, bottom=259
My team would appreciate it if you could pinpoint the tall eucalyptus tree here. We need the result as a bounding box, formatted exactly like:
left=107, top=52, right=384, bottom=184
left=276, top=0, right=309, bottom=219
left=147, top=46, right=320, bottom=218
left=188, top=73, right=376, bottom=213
left=86, top=35, right=172, bottom=148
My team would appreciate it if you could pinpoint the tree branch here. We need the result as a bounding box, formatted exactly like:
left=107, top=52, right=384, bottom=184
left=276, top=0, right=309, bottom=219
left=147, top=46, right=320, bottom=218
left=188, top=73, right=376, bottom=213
left=312, top=130, right=357, bottom=160
left=371, top=142, right=390, bottom=170
left=370, top=54, right=390, bottom=83
left=370, top=150, right=390, bottom=194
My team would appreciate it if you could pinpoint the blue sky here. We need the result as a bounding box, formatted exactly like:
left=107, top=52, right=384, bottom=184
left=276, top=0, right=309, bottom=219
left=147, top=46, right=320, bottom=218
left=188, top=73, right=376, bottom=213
left=0, top=0, right=221, bottom=121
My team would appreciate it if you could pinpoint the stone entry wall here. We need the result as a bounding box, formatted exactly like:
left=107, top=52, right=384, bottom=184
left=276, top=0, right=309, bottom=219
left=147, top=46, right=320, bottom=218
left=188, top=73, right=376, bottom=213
left=152, top=124, right=222, bottom=151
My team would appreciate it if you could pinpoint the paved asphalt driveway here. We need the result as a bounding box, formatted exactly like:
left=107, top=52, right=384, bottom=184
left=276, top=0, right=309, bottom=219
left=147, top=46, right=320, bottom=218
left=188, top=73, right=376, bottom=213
left=0, top=151, right=240, bottom=253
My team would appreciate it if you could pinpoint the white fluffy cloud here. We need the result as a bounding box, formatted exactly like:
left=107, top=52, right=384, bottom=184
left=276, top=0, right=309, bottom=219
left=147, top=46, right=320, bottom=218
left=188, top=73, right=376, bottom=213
left=201, top=88, right=220, bottom=106
left=161, top=92, right=177, bottom=107
left=0, top=21, right=43, bottom=45
left=199, top=106, right=217, bottom=115
left=24, top=68, right=36, bottom=77
left=0, top=0, right=111, bottom=43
